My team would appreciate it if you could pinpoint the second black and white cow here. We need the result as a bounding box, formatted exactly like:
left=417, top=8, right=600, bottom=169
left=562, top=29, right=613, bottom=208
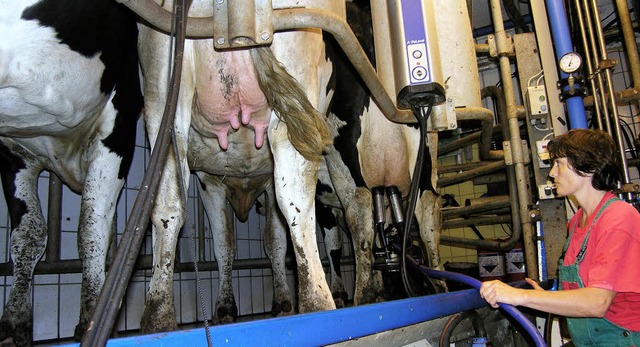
left=0, top=0, right=143, bottom=345
left=317, top=0, right=443, bottom=305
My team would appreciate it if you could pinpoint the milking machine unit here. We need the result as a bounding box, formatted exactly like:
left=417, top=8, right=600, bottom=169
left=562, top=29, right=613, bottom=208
left=372, top=0, right=445, bottom=293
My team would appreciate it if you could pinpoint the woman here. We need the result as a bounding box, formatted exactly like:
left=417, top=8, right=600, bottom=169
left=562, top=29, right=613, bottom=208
left=479, top=129, right=640, bottom=346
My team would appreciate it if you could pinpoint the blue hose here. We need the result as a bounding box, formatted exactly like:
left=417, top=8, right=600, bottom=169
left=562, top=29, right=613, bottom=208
left=405, top=255, right=547, bottom=347
left=545, top=0, right=588, bottom=129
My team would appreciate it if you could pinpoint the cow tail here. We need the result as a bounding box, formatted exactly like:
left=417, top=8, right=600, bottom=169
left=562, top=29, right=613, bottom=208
left=250, top=46, right=332, bottom=162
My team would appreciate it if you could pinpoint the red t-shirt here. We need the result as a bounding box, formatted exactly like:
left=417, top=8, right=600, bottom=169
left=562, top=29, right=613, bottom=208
left=564, top=192, right=640, bottom=331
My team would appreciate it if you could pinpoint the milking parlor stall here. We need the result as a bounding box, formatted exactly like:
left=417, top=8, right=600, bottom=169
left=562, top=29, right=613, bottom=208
left=1, top=0, right=640, bottom=346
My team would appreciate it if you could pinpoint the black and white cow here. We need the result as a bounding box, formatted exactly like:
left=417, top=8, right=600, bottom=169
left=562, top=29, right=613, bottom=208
left=0, top=0, right=143, bottom=345
left=316, top=0, right=443, bottom=305
left=136, top=0, right=343, bottom=333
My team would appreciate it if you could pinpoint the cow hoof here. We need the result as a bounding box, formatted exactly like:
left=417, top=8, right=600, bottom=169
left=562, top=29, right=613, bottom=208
left=140, top=299, right=178, bottom=334
left=0, top=318, right=31, bottom=347
left=73, top=322, right=85, bottom=342
left=332, top=291, right=349, bottom=308
left=213, top=305, right=238, bottom=325
left=271, top=300, right=293, bottom=317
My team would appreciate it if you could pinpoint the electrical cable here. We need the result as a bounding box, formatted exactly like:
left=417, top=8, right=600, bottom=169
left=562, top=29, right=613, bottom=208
left=400, top=102, right=433, bottom=298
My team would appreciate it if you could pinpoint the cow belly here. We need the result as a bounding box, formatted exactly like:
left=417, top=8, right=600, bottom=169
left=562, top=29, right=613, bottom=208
left=0, top=21, right=106, bottom=136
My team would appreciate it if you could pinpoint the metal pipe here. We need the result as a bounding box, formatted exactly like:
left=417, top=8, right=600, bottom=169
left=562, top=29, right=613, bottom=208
left=615, top=0, right=640, bottom=90
left=581, top=0, right=612, bottom=133
left=573, top=0, right=603, bottom=129
left=437, top=126, right=502, bottom=157
left=117, top=0, right=415, bottom=124
left=473, top=172, right=507, bottom=185
left=443, top=215, right=512, bottom=229
left=482, top=85, right=522, bottom=259
left=583, top=87, right=640, bottom=106
left=197, top=198, right=205, bottom=261
left=117, top=0, right=213, bottom=37
left=545, top=0, right=588, bottom=128
left=438, top=160, right=506, bottom=187
left=455, top=107, right=503, bottom=160
left=271, top=9, right=414, bottom=123
left=489, top=0, right=537, bottom=278
left=438, top=160, right=502, bottom=174
left=0, top=255, right=354, bottom=277
left=45, top=174, right=63, bottom=262
left=589, top=0, right=632, bottom=188
left=441, top=196, right=511, bottom=219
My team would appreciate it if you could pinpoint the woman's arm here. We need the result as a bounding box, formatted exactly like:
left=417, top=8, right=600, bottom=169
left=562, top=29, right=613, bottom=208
left=479, top=279, right=616, bottom=317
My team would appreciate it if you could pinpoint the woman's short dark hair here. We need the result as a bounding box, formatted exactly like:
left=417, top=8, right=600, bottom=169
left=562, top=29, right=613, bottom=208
left=547, top=129, right=621, bottom=191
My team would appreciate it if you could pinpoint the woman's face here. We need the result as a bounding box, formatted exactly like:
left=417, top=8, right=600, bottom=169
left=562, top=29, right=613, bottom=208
left=549, top=157, right=592, bottom=196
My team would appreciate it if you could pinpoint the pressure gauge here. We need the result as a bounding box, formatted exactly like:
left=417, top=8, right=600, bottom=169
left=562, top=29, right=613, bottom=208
left=559, top=52, right=582, bottom=74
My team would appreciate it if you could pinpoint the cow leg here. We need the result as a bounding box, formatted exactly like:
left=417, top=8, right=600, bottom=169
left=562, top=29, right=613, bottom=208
left=322, top=142, right=380, bottom=306
left=323, top=208, right=348, bottom=308
left=139, top=106, right=191, bottom=334
left=0, top=149, right=45, bottom=347
left=196, top=174, right=238, bottom=324
left=268, top=114, right=334, bottom=313
left=263, top=184, right=295, bottom=317
left=74, top=147, right=125, bottom=340
left=138, top=22, right=193, bottom=333
left=267, top=24, right=336, bottom=312
left=139, top=151, right=186, bottom=334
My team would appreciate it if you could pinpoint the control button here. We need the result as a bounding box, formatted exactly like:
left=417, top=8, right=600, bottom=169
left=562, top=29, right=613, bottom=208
left=412, top=66, right=427, bottom=80
left=412, top=50, right=423, bottom=59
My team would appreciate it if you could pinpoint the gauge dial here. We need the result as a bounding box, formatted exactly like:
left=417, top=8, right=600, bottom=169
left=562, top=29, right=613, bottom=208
left=559, top=52, right=582, bottom=74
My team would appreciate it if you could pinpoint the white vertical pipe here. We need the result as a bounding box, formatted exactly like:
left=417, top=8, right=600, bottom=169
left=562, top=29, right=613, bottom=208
left=489, top=0, right=538, bottom=280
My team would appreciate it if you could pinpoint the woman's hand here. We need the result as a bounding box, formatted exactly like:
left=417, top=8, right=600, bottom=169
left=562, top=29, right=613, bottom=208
left=479, top=280, right=526, bottom=308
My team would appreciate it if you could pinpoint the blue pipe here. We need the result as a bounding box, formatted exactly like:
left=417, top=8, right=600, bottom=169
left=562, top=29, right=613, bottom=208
left=398, top=244, right=546, bottom=347
left=545, top=0, right=588, bottom=129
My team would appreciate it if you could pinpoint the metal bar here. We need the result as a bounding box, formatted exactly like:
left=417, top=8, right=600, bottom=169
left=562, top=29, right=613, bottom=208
left=489, top=0, right=537, bottom=278
left=0, top=254, right=355, bottom=276
left=443, top=215, right=512, bottom=229
left=589, top=0, right=631, bottom=189
left=45, top=174, right=63, bottom=262
left=438, top=160, right=502, bottom=174
left=271, top=8, right=415, bottom=123
left=582, top=0, right=612, bottom=133
left=455, top=107, right=503, bottom=160
left=615, top=0, right=640, bottom=90
left=441, top=196, right=511, bottom=219
left=573, top=0, right=603, bottom=129
left=438, top=160, right=506, bottom=187
left=437, top=126, right=502, bottom=157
